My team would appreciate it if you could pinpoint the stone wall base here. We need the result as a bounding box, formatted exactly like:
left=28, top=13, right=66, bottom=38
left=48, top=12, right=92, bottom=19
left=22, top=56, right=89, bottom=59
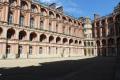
left=7, top=54, right=16, bottom=59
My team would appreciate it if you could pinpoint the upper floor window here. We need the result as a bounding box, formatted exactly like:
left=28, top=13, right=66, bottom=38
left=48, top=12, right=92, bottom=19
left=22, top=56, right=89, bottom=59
left=21, top=1, right=28, bottom=10
left=30, top=18, right=34, bottom=28
left=40, top=21, right=44, bottom=29
left=49, top=23, right=52, bottom=31
left=19, top=15, right=24, bottom=26
left=31, top=5, right=37, bottom=13
left=56, top=24, right=58, bottom=32
left=8, top=12, right=13, bottom=24
left=9, top=0, right=17, bottom=6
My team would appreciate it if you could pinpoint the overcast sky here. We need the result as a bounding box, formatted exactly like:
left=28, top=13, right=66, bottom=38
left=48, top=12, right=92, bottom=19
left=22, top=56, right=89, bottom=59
left=39, top=0, right=120, bottom=19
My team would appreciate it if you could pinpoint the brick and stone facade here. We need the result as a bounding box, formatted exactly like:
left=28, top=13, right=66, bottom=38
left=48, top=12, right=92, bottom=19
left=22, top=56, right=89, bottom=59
left=0, top=0, right=97, bottom=59
left=93, top=2, right=120, bottom=56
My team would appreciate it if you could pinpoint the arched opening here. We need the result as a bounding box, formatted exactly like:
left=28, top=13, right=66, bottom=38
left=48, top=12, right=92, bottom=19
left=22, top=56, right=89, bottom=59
left=9, top=0, right=17, bottom=6
left=21, top=1, right=28, bottom=10
left=79, top=41, right=82, bottom=44
left=0, top=27, right=3, bottom=36
left=115, top=14, right=120, bottom=35
left=69, top=39, right=73, bottom=45
left=30, top=32, right=37, bottom=41
left=102, top=39, right=106, bottom=46
left=69, top=18, right=72, bottom=23
left=108, top=17, right=114, bottom=36
left=31, top=4, right=38, bottom=13
left=41, top=8, right=47, bottom=16
left=75, top=40, right=78, bottom=44
left=63, top=38, right=68, bottom=44
left=49, top=11, right=54, bottom=18
left=56, top=37, right=61, bottom=44
left=7, top=28, right=15, bottom=39
left=49, top=36, right=54, bottom=43
left=56, top=14, right=60, bottom=20
left=19, top=30, right=26, bottom=40
left=101, top=19, right=106, bottom=37
left=108, top=38, right=115, bottom=46
left=96, top=40, right=100, bottom=47
left=40, top=34, right=47, bottom=42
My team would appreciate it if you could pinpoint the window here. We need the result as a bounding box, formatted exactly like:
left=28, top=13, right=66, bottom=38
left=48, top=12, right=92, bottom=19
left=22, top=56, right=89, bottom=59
left=49, top=23, right=52, bottom=31
left=18, top=46, right=22, bottom=54
left=56, top=24, right=58, bottom=32
left=40, top=21, right=43, bottom=29
left=29, top=46, right=32, bottom=55
left=39, top=47, right=42, bottom=54
left=30, top=18, right=34, bottom=28
left=19, top=16, right=24, bottom=26
left=6, top=45, right=10, bottom=54
left=8, top=13, right=13, bottom=24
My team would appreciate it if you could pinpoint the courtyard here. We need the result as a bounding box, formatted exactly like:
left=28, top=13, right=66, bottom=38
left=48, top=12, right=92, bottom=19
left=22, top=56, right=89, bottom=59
left=0, top=56, right=118, bottom=80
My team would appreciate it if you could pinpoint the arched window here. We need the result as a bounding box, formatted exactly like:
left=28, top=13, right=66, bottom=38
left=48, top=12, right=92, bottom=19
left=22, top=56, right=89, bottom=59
left=19, top=15, right=24, bottom=26
left=31, top=4, right=37, bottom=13
left=49, top=11, right=54, bottom=18
left=21, top=1, right=28, bottom=10
left=9, top=0, right=17, bottom=6
left=8, top=12, right=13, bottom=24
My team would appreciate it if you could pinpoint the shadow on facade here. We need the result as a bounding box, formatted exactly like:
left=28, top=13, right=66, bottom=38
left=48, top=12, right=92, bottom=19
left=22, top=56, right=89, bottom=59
left=94, top=13, right=120, bottom=57
left=0, top=56, right=116, bottom=80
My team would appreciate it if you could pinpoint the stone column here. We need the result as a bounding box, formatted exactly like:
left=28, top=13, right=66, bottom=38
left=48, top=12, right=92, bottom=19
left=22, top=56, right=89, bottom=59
left=3, top=2, right=9, bottom=22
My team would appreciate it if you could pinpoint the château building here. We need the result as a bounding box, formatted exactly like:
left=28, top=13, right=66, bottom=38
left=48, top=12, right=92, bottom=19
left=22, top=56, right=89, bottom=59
left=93, top=2, right=120, bottom=56
left=0, top=0, right=119, bottom=59
left=0, top=0, right=96, bottom=59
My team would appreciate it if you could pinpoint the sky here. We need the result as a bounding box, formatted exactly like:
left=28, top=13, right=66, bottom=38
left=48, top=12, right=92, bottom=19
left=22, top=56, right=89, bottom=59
left=39, top=0, right=120, bottom=19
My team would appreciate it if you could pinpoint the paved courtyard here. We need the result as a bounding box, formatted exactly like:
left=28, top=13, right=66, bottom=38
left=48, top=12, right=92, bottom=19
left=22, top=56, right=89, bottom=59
left=0, top=57, right=117, bottom=80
